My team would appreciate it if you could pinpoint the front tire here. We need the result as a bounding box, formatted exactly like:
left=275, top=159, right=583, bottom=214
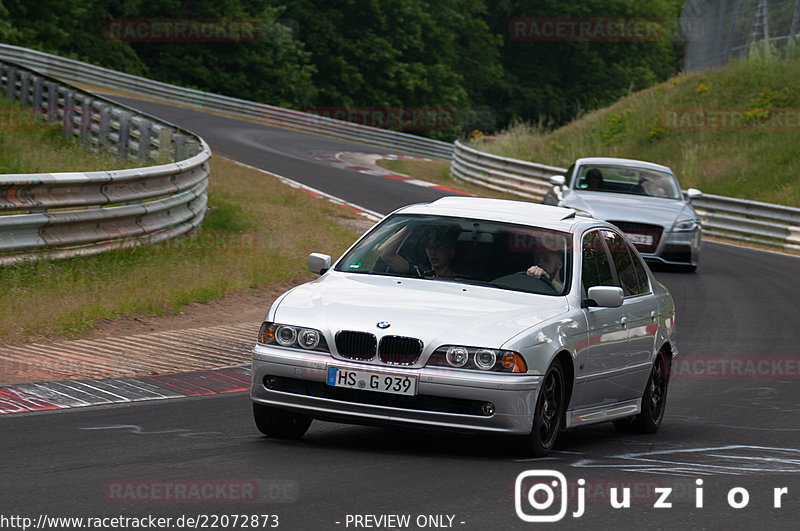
left=253, top=403, right=312, bottom=439
left=523, top=360, right=565, bottom=457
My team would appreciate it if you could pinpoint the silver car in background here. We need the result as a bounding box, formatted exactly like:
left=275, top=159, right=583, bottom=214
left=251, top=197, right=677, bottom=456
left=543, top=157, right=702, bottom=271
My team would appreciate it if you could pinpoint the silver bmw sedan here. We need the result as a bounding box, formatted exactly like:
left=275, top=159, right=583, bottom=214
left=251, top=197, right=677, bottom=456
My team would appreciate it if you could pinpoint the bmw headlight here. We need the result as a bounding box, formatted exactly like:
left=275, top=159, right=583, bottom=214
left=672, top=219, right=700, bottom=232
left=427, top=345, right=527, bottom=373
left=258, top=322, right=330, bottom=352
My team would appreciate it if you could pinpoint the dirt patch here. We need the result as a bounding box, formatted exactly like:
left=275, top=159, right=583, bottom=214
left=87, top=284, right=298, bottom=338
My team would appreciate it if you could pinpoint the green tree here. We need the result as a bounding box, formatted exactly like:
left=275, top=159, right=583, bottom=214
left=486, top=0, right=684, bottom=127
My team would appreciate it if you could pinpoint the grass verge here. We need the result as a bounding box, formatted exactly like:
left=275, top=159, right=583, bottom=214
left=0, top=97, right=137, bottom=174
left=0, top=156, right=365, bottom=344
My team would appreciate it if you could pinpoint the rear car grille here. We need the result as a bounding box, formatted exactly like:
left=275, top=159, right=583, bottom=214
left=379, top=336, right=423, bottom=365
left=265, top=376, right=485, bottom=416
left=609, top=221, right=663, bottom=254
left=335, top=331, right=377, bottom=360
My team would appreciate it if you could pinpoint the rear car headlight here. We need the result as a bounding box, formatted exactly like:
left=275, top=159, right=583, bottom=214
left=427, top=345, right=527, bottom=373
left=258, top=322, right=330, bottom=352
left=672, top=219, right=700, bottom=232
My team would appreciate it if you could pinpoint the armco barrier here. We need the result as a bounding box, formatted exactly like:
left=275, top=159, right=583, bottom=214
left=3, top=45, right=797, bottom=253
left=0, top=58, right=210, bottom=265
left=0, top=44, right=452, bottom=160
left=452, top=140, right=800, bottom=251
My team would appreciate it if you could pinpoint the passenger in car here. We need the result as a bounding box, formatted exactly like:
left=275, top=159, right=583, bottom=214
left=422, top=227, right=458, bottom=277
left=526, top=251, right=564, bottom=293
left=378, top=225, right=460, bottom=278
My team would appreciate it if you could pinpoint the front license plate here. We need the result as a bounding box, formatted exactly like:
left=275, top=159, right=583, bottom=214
left=624, top=233, right=654, bottom=246
left=326, top=366, right=417, bottom=396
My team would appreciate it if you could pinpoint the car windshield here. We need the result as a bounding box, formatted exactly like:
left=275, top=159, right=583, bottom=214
left=574, top=164, right=682, bottom=199
left=334, top=214, right=572, bottom=296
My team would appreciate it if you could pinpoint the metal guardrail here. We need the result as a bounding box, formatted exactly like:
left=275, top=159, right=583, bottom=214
left=452, top=140, right=800, bottom=251
left=0, top=58, right=211, bottom=265
left=451, top=140, right=560, bottom=201
left=0, top=44, right=453, bottom=160
left=2, top=45, right=796, bottom=254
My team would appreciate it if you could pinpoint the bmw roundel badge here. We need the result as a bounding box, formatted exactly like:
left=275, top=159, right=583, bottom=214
left=376, top=321, right=391, bottom=329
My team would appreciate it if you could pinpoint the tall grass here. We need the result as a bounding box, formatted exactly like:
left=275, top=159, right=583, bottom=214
left=479, top=50, right=800, bottom=206
left=0, top=98, right=136, bottom=173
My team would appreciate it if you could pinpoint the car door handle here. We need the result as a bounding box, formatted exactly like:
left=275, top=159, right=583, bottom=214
left=620, top=316, right=628, bottom=329
left=651, top=311, right=657, bottom=322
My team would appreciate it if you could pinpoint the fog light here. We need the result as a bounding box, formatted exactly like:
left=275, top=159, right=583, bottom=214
left=264, top=376, right=280, bottom=390
left=480, top=402, right=495, bottom=416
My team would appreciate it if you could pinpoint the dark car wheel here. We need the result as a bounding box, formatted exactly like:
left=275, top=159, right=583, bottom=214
left=523, top=359, right=565, bottom=457
left=614, top=354, right=668, bottom=434
left=253, top=403, right=312, bottom=439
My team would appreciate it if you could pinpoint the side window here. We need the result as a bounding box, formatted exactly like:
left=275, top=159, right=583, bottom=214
left=602, top=230, right=643, bottom=297
left=628, top=243, right=651, bottom=294
left=564, top=163, right=575, bottom=187
left=581, top=231, right=614, bottom=291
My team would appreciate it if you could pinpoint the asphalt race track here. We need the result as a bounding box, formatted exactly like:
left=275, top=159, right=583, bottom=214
left=2, top=96, right=799, bottom=530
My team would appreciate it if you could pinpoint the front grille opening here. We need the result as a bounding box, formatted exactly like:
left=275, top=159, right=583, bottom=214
left=609, top=221, right=663, bottom=254
left=335, top=331, right=377, bottom=360
left=379, top=335, right=423, bottom=365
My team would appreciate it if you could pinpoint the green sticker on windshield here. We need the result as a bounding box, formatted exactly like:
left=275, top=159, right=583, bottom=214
left=349, top=262, right=362, bottom=270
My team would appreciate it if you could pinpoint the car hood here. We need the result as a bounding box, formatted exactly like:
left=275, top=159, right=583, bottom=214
left=564, top=191, right=695, bottom=228
left=271, top=272, right=569, bottom=351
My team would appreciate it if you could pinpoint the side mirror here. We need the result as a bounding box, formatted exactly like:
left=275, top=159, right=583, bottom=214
left=686, top=188, right=703, bottom=200
left=586, top=286, right=624, bottom=308
left=549, top=175, right=566, bottom=187
left=308, top=253, right=332, bottom=275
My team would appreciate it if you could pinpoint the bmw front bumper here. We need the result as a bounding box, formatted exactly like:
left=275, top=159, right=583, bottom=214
left=251, top=344, right=543, bottom=435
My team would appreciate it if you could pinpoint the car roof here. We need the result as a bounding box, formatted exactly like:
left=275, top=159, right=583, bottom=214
left=395, top=196, right=596, bottom=232
left=574, top=157, right=673, bottom=174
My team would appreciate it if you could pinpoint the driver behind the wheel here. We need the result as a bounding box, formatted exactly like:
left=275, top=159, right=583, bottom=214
left=526, top=251, right=564, bottom=293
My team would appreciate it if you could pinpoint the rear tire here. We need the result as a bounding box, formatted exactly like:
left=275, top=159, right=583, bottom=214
left=522, top=360, right=565, bottom=457
left=253, top=403, right=312, bottom=439
left=614, top=354, right=668, bottom=434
